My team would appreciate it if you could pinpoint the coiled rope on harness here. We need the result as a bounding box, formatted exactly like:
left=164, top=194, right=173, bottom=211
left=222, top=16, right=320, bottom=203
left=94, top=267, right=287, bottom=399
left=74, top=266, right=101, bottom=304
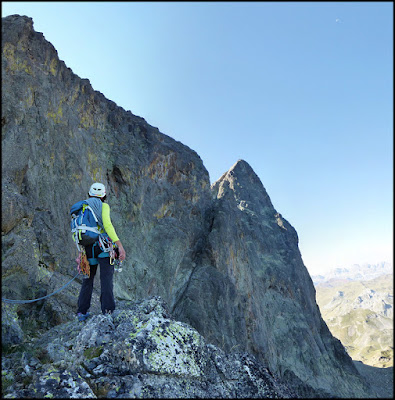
left=2, top=271, right=80, bottom=304
left=76, top=248, right=90, bottom=277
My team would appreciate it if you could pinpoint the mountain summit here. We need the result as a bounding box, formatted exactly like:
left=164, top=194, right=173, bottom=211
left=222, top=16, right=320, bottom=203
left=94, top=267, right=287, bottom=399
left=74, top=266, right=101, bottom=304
left=2, top=15, right=374, bottom=397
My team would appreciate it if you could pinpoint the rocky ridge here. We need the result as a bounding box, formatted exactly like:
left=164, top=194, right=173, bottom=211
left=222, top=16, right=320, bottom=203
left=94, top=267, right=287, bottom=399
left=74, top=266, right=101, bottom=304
left=2, top=14, right=377, bottom=397
left=2, top=297, right=296, bottom=398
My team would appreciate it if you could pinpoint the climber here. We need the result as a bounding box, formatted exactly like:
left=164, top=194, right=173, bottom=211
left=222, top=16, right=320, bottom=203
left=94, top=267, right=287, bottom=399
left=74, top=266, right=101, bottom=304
left=76, top=183, right=126, bottom=321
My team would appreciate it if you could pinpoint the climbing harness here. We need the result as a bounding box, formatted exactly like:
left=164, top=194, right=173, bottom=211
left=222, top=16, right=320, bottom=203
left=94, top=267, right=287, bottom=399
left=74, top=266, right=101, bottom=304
left=98, top=234, right=114, bottom=253
left=98, top=234, right=117, bottom=265
left=2, top=271, right=80, bottom=304
left=75, top=233, right=119, bottom=273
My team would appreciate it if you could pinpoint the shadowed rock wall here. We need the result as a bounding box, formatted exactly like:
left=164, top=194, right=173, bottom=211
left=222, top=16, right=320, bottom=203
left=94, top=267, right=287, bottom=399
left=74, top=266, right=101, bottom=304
left=2, top=15, right=372, bottom=398
left=2, top=14, right=212, bottom=322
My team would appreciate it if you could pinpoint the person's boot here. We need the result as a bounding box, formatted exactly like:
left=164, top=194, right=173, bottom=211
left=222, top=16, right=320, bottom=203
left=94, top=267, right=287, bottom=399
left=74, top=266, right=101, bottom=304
left=77, top=312, right=90, bottom=322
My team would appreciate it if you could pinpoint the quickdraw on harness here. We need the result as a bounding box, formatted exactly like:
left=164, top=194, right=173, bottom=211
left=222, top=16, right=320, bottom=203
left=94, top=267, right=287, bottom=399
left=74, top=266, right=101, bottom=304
left=98, top=234, right=123, bottom=272
left=98, top=234, right=118, bottom=265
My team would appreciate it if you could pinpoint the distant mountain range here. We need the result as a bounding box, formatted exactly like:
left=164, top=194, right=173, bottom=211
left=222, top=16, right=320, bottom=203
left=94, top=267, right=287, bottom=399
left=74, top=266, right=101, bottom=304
left=313, top=262, right=393, bottom=368
left=312, top=262, right=393, bottom=285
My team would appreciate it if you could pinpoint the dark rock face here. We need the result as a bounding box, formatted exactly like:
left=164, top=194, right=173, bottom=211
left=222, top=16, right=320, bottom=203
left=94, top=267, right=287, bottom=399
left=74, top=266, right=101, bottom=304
left=2, top=15, right=374, bottom=397
left=2, top=13, right=212, bottom=328
left=173, top=160, right=371, bottom=397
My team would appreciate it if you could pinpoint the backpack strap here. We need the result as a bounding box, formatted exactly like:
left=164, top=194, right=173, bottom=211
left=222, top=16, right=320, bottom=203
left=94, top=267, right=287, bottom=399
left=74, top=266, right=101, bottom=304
left=71, top=204, right=101, bottom=251
left=83, top=204, right=99, bottom=223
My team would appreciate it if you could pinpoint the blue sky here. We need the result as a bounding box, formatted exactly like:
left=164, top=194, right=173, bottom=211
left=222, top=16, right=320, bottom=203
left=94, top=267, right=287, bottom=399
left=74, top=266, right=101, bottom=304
left=2, top=2, right=393, bottom=275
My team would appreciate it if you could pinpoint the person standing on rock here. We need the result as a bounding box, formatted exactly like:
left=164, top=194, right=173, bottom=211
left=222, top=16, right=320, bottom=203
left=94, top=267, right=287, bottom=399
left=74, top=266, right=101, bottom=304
left=75, top=183, right=126, bottom=321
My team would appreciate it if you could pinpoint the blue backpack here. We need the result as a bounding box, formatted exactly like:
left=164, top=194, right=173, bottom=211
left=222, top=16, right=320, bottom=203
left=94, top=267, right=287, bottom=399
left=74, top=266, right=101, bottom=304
left=70, top=200, right=102, bottom=249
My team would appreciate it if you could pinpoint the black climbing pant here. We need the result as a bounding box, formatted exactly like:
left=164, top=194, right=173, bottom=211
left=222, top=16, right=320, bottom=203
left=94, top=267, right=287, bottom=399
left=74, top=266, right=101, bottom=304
left=77, top=243, right=115, bottom=315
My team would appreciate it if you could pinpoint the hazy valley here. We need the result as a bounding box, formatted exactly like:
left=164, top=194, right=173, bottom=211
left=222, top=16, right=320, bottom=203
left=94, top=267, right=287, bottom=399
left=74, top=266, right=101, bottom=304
left=312, top=263, right=393, bottom=368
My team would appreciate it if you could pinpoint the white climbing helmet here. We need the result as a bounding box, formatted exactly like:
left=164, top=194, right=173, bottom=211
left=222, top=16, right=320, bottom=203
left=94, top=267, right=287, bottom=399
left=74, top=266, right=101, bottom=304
left=89, top=182, right=106, bottom=198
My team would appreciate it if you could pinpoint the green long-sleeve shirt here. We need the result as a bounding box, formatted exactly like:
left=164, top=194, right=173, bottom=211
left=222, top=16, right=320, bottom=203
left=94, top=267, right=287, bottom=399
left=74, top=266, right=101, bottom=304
left=102, top=202, right=119, bottom=242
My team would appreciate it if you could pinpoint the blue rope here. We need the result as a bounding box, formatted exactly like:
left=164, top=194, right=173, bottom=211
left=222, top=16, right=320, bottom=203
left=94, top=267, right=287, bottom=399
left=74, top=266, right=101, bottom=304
left=2, top=271, right=81, bottom=304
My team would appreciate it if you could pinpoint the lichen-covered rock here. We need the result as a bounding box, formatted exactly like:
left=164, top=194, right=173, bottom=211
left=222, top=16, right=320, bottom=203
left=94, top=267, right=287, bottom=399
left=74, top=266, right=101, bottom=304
left=3, top=364, right=96, bottom=399
left=2, top=297, right=296, bottom=398
left=1, top=303, right=24, bottom=347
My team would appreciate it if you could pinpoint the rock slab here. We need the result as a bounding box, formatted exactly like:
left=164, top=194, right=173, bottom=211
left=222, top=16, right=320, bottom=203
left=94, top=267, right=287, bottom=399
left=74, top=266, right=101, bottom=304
left=2, top=297, right=296, bottom=398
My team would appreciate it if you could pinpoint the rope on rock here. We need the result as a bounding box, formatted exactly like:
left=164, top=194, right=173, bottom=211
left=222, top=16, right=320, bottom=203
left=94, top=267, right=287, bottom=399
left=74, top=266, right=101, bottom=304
left=2, top=271, right=80, bottom=304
